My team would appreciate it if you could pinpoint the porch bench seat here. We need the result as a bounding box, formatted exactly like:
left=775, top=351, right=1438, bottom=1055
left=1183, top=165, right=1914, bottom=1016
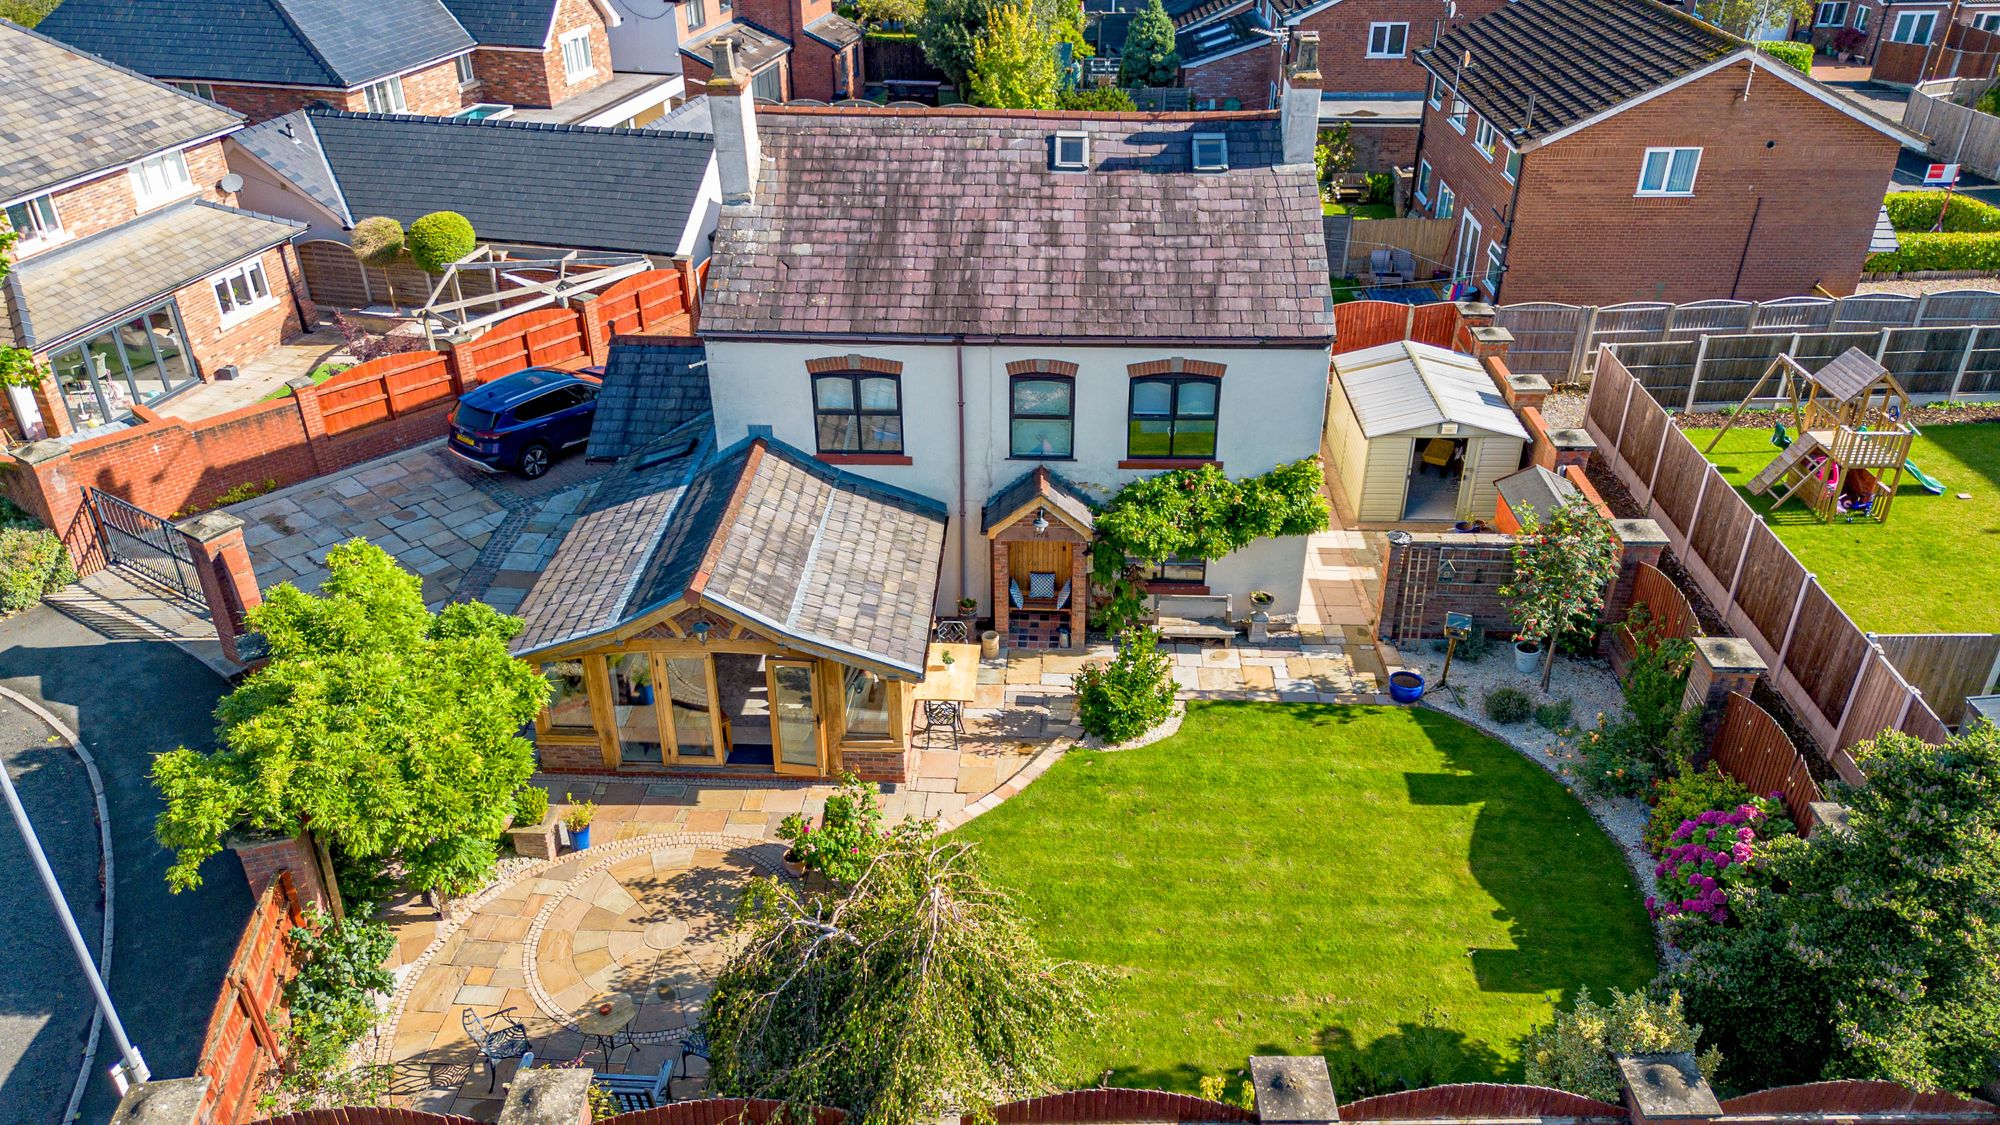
left=1150, top=593, right=1235, bottom=645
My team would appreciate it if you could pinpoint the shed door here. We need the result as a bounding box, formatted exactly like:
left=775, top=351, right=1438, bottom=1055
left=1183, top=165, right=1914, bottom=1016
left=1455, top=439, right=1480, bottom=520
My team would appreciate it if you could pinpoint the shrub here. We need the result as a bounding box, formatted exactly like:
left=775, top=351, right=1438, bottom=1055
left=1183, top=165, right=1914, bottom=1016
left=1756, top=40, right=1812, bottom=74
left=1074, top=627, right=1176, bottom=743
left=349, top=216, right=404, bottom=268
left=405, top=211, right=477, bottom=274
left=280, top=908, right=395, bottom=1095
left=0, top=527, right=75, bottom=613
left=1452, top=628, right=1494, bottom=663
left=1117, top=0, right=1180, bottom=87
left=1365, top=171, right=1395, bottom=205
left=1534, top=698, right=1574, bottom=732
left=1577, top=611, right=1701, bottom=796
left=1057, top=86, right=1137, bottom=111
left=1483, top=686, right=1533, bottom=725
left=1521, top=987, right=1719, bottom=1102
left=1865, top=230, right=2000, bottom=274
left=1648, top=801, right=1790, bottom=928
left=1884, top=190, right=2000, bottom=233
left=776, top=772, right=886, bottom=885
left=512, top=786, right=549, bottom=828
left=1645, top=766, right=1753, bottom=854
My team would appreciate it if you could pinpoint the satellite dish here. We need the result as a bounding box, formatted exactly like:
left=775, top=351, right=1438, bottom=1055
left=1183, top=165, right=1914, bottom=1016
left=218, top=172, right=245, bottom=193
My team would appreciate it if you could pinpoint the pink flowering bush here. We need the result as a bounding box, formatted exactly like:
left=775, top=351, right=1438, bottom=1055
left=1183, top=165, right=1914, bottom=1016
left=1646, top=801, right=1788, bottom=927
left=777, top=772, right=886, bottom=886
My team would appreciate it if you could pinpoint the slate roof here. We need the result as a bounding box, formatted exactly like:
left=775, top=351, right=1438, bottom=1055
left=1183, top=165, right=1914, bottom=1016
left=1496, top=465, right=1579, bottom=520
left=11, top=200, right=304, bottom=349
left=0, top=21, right=243, bottom=202
left=37, top=0, right=474, bottom=88
left=681, top=20, right=792, bottom=73
left=587, top=337, right=712, bottom=461
left=1413, top=0, right=1740, bottom=143
left=803, top=12, right=863, bottom=48
left=439, top=0, right=557, bottom=47
left=648, top=96, right=715, bottom=135
left=233, top=109, right=715, bottom=255
left=982, top=467, right=1097, bottom=533
left=515, top=434, right=948, bottom=676
left=1333, top=341, right=1528, bottom=440
left=702, top=110, right=1331, bottom=341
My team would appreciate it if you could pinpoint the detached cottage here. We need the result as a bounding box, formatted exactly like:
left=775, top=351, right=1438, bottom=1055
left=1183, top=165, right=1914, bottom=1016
left=1410, top=0, right=1916, bottom=303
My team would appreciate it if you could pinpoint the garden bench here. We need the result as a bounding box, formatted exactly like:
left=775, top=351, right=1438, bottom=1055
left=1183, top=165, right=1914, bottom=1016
left=1150, top=593, right=1235, bottom=645
left=593, top=1059, right=675, bottom=1111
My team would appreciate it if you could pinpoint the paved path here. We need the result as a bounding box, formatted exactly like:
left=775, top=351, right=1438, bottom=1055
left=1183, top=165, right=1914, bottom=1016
left=0, top=605, right=251, bottom=1124
left=0, top=696, right=103, bottom=1125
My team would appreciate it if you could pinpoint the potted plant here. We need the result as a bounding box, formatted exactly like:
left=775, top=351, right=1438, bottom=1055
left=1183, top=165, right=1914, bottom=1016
left=1248, top=590, right=1275, bottom=609
left=777, top=813, right=810, bottom=878
left=774, top=774, right=884, bottom=891
left=564, top=793, right=598, bottom=851
left=505, top=786, right=558, bottom=860
left=957, top=596, right=979, bottom=624
left=1247, top=590, right=1274, bottom=643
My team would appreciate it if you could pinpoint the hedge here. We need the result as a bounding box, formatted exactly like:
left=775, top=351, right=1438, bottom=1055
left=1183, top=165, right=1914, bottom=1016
left=0, top=527, right=75, bottom=614
left=1884, top=190, right=2000, bottom=233
left=1757, top=40, right=1812, bottom=75
left=1865, top=230, right=2000, bottom=273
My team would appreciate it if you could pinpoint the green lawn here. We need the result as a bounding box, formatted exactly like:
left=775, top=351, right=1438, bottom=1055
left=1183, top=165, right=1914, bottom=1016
left=1697, top=422, right=2000, bottom=633
left=1323, top=200, right=1396, bottom=218
left=952, top=704, right=1657, bottom=1093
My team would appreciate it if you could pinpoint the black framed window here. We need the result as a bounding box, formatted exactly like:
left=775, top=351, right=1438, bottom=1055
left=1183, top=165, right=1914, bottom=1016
left=1130, top=555, right=1207, bottom=584
left=1010, top=374, right=1073, bottom=458
left=813, top=372, right=903, bottom=453
left=1127, top=375, right=1218, bottom=459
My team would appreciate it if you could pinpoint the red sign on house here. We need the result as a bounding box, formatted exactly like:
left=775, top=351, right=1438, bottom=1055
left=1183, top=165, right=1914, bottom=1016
left=1925, top=163, right=1961, bottom=186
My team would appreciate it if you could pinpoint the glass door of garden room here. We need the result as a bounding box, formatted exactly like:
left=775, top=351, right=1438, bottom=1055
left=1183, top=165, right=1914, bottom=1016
left=607, top=651, right=725, bottom=767
left=767, top=659, right=828, bottom=777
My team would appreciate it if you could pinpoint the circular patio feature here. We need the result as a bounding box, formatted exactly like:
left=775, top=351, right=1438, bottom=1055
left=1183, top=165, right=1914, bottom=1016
left=524, top=836, right=778, bottom=1041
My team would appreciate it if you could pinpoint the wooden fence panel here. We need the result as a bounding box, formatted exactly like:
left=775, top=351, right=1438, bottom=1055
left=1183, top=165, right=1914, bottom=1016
left=611, top=1099, right=846, bottom=1125
left=314, top=351, right=453, bottom=437
left=1410, top=302, right=1462, bottom=348
left=986, top=1091, right=1253, bottom=1125
left=296, top=240, right=372, bottom=309
left=588, top=269, right=689, bottom=341
left=1342, top=1085, right=1624, bottom=1121
left=457, top=306, right=589, bottom=387
left=1839, top=649, right=1915, bottom=751
left=1784, top=584, right=1872, bottom=720
left=1722, top=1079, right=2000, bottom=1117
left=1650, top=436, right=1708, bottom=534
left=258, top=1111, right=481, bottom=1125
left=1875, top=633, right=2000, bottom=726
left=1710, top=693, right=1823, bottom=829
left=1615, top=561, right=1700, bottom=669
left=1689, top=485, right=1752, bottom=594
left=199, top=873, right=306, bottom=1124
left=1734, top=524, right=1806, bottom=647
left=1619, top=401, right=1670, bottom=496
left=1588, top=355, right=1633, bottom=436
left=1334, top=301, right=1419, bottom=353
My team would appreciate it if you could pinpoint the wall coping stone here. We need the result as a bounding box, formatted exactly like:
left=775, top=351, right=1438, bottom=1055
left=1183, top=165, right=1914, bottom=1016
left=1692, top=636, right=1766, bottom=674
left=110, top=1077, right=211, bottom=1125
left=499, top=1066, right=593, bottom=1125
left=1551, top=428, right=1598, bottom=449
left=1250, top=1056, right=1340, bottom=1124
left=1612, top=518, right=1670, bottom=547
left=175, top=510, right=247, bottom=543
left=1618, top=1053, right=1722, bottom=1121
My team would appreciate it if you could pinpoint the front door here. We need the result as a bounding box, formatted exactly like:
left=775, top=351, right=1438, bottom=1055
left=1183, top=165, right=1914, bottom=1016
left=767, top=660, right=826, bottom=776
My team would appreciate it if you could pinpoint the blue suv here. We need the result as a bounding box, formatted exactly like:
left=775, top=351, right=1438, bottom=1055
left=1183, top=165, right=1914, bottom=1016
left=448, top=367, right=601, bottom=478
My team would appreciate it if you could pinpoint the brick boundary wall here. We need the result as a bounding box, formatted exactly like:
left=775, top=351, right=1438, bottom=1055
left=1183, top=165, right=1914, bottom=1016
left=0, top=270, right=691, bottom=539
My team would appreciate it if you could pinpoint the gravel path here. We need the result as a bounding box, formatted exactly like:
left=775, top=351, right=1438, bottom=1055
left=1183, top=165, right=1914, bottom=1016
left=1398, top=645, right=1678, bottom=963
left=1540, top=392, right=1588, bottom=432
left=1856, top=277, right=2000, bottom=296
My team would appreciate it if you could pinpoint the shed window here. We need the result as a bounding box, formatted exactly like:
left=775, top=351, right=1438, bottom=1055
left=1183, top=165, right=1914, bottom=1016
left=814, top=372, right=903, bottom=453
left=841, top=667, right=892, bottom=739
left=1128, top=375, right=1218, bottom=459
left=542, top=661, right=596, bottom=733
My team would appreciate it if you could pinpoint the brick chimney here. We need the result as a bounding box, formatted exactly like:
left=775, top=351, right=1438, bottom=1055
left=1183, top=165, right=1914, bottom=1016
left=1281, top=30, right=1322, bottom=167
left=707, top=38, right=762, bottom=203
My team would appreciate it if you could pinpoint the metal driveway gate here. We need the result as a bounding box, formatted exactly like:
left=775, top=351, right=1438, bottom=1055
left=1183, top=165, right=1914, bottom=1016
left=86, top=488, right=205, bottom=606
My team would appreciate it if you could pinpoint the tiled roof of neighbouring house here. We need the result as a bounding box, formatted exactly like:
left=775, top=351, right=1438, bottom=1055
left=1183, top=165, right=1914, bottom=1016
left=0, top=21, right=243, bottom=202
left=1413, top=0, right=1740, bottom=143
left=233, top=109, right=715, bottom=255
left=10, top=200, right=304, bottom=349
left=514, top=431, right=949, bottom=676
left=37, top=0, right=475, bottom=88
left=586, top=337, right=712, bottom=461
left=438, top=0, right=561, bottom=48
left=701, top=110, right=1331, bottom=342
left=1179, top=9, right=1272, bottom=65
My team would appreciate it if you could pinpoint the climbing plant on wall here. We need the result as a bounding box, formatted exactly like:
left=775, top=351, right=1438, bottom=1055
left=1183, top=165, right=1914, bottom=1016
left=1089, top=457, right=1329, bottom=632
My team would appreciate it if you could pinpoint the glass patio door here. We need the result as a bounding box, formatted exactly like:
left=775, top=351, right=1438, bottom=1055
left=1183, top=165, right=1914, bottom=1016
left=609, top=652, right=664, bottom=764
left=661, top=655, right=721, bottom=764
left=767, top=660, right=826, bottom=776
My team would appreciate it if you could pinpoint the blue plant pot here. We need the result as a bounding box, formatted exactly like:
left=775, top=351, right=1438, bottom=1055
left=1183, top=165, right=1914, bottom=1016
left=635, top=683, right=654, bottom=705
left=572, top=824, right=592, bottom=851
left=1388, top=670, right=1425, bottom=704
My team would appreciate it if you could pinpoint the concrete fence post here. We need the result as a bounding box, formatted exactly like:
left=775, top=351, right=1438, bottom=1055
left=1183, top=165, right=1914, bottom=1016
left=175, top=511, right=263, bottom=667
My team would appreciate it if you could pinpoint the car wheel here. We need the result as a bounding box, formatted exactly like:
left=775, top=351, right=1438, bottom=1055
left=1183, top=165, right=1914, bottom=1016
left=518, top=442, right=552, bottom=479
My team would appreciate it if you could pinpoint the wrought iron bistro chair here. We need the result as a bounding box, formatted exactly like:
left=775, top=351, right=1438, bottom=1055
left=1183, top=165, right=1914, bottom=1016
left=679, top=1026, right=711, bottom=1084
left=462, top=1006, right=534, bottom=1091
left=920, top=698, right=965, bottom=750
left=934, top=618, right=971, bottom=643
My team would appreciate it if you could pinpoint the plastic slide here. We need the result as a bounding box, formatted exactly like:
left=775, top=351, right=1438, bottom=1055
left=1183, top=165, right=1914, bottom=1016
left=1904, top=459, right=1947, bottom=495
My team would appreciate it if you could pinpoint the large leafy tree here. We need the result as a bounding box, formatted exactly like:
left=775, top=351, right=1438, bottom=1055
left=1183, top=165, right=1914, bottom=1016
left=917, top=0, right=998, bottom=93
left=1692, top=0, right=1808, bottom=38
left=968, top=0, right=1061, bottom=108
left=1674, top=725, right=2000, bottom=1094
left=152, top=540, right=547, bottom=901
left=1498, top=493, right=1621, bottom=691
left=705, top=831, right=1101, bottom=1125
left=1117, top=0, right=1180, bottom=88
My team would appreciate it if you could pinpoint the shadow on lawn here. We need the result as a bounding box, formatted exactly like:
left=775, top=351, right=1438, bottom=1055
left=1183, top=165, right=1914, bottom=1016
left=1106, top=1019, right=1509, bottom=1097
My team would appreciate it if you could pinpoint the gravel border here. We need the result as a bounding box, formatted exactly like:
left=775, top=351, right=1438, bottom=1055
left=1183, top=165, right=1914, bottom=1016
left=1397, top=647, right=1678, bottom=965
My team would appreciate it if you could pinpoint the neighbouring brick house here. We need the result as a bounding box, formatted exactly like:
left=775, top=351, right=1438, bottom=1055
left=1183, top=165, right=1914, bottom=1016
left=36, top=0, right=479, bottom=124
left=1409, top=0, right=1917, bottom=304
left=602, top=0, right=863, bottom=102
left=0, top=22, right=311, bottom=441
left=440, top=0, right=687, bottom=126
left=226, top=107, right=719, bottom=309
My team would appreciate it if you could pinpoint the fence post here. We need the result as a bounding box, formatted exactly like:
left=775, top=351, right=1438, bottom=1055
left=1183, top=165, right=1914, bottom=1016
left=1685, top=470, right=1713, bottom=538
left=1949, top=326, right=1979, bottom=398
left=1571, top=305, right=1600, bottom=384
left=1684, top=333, right=1711, bottom=412
left=1914, top=293, right=1932, bottom=327
left=1775, top=574, right=1817, bottom=671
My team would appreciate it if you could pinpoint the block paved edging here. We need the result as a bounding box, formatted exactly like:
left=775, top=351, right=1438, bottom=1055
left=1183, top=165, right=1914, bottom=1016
left=519, top=833, right=785, bottom=1041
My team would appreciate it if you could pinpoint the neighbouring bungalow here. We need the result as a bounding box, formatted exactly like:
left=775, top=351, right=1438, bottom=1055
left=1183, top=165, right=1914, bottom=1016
left=1325, top=340, right=1529, bottom=523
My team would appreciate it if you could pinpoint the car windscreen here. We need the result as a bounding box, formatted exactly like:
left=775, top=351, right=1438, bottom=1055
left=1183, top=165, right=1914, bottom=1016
left=454, top=404, right=500, bottom=432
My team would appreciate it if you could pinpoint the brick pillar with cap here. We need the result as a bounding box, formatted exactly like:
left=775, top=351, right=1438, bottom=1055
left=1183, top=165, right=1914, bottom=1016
left=176, top=511, right=264, bottom=666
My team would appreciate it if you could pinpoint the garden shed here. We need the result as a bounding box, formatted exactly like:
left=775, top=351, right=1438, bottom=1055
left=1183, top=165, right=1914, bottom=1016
left=1326, top=341, right=1529, bottom=523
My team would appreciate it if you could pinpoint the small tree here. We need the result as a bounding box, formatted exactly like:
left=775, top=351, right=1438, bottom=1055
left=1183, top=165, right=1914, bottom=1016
left=1691, top=0, right=1809, bottom=39
left=349, top=215, right=407, bottom=306
left=1499, top=493, right=1622, bottom=691
left=705, top=833, right=1102, bottom=1125
left=1522, top=987, right=1719, bottom=1102
left=405, top=210, right=477, bottom=274
left=1073, top=627, right=1175, bottom=743
left=1315, top=124, right=1356, bottom=184
left=917, top=0, right=998, bottom=92
left=1117, top=0, right=1179, bottom=87
left=1058, top=85, right=1138, bottom=111
left=967, top=0, right=1061, bottom=108
left=152, top=540, right=547, bottom=904
left=859, top=0, right=925, bottom=26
